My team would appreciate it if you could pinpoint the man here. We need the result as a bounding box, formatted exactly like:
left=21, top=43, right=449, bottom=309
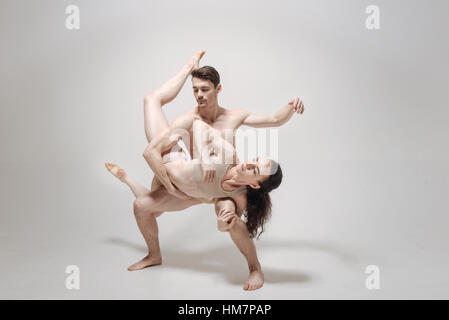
left=132, top=50, right=304, bottom=291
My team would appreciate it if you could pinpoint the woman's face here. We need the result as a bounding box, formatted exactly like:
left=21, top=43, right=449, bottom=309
left=236, top=157, right=273, bottom=189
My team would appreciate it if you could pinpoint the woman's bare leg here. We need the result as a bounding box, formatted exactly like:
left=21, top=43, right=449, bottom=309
left=105, top=163, right=149, bottom=198
left=105, top=49, right=204, bottom=197
left=143, top=50, right=205, bottom=143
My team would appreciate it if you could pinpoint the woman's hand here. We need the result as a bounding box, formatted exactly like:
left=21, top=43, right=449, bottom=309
left=202, top=162, right=216, bottom=184
left=217, top=209, right=238, bottom=232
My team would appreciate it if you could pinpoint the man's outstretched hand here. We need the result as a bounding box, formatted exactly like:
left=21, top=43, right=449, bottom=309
left=289, top=97, right=305, bottom=115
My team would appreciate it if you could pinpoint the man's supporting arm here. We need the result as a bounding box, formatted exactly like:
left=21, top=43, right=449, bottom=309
left=215, top=198, right=239, bottom=232
left=143, top=114, right=194, bottom=199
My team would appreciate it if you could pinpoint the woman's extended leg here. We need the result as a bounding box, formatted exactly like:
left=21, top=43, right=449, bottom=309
left=105, top=163, right=149, bottom=198
left=143, top=50, right=205, bottom=143
left=105, top=51, right=206, bottom=195
left=105, top=162, right=164, bottom=198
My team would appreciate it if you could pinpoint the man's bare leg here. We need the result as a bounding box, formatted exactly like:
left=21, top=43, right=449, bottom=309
left=105, top=161, right=201, bottom=270
left=229, top=220, right=265, bottom=291
left=104, top=162, right=163, bottom=269
left=129, top=203, right=163, bottom=271
left=105, top=159, right=201, bottom=270
left=129, top=187, right=201, bottom=270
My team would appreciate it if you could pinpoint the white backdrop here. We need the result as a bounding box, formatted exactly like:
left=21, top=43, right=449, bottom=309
left=1, top=0, right=448, bottom=299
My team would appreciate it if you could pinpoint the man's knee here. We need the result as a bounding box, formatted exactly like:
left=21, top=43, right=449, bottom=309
left=133, top=198, right=152, bottom=215
left=133, top=197, right=164, bottom=219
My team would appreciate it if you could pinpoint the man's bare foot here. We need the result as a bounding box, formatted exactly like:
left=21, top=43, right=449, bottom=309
left=187, top=50, right=206, bottom=71
left=128, top=254, right=162, bottom=271
left=243, top=268, right=264, bottom=291
left=105, top=162, right=127, bottom=183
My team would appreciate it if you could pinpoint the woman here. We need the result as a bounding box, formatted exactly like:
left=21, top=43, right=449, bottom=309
left=106, top=116, right=282, bottom=239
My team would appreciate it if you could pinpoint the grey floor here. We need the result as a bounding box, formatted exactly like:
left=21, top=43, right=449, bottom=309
left=1, top=159, right=448, bottom=299
left=1, top=0, right=449, bottom=299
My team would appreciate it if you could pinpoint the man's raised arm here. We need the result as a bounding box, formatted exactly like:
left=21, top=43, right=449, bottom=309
left=143, top=114, right=194, bottom=199
left=240, top=97, right=304, bottom=128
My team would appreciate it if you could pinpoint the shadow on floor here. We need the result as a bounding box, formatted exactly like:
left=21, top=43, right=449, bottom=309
left=104, top=236, right=358, bottom=286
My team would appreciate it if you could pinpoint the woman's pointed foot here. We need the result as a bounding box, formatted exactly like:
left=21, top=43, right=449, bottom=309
left=105, top=162, right=127, bottom=183
left=188, top=50, right=206, bottom=71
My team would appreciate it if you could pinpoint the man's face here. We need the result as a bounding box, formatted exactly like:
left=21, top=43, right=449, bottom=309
left=192, top=77, right=221, bottom=108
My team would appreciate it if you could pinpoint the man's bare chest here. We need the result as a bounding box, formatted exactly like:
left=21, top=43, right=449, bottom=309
left=204, top=117, right=240, bottom=140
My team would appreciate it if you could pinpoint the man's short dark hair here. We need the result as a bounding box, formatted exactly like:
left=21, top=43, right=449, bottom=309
left=191, top=66, right=220, bottom=88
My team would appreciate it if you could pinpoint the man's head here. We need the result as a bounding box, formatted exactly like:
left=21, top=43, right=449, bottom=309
left=191, top=66, right=222, bottom=108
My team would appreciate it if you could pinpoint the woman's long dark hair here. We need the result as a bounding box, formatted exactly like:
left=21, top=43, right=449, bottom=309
left=243, top=161, right=283, bottom=239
